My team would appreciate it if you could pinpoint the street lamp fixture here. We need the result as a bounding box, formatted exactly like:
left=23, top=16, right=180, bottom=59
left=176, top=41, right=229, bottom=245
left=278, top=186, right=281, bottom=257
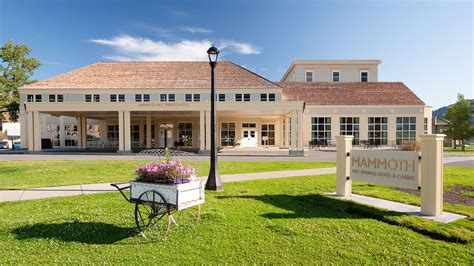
left=205, top=45, right=223, bottom=191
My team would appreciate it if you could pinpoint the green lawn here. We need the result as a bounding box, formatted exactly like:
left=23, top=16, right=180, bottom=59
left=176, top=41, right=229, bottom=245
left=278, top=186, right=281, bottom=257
left=444, top=146, right=474, bottom=154
left=0, top=161, right=336, bottom=189
left=0, top=172, right=472, bottom=264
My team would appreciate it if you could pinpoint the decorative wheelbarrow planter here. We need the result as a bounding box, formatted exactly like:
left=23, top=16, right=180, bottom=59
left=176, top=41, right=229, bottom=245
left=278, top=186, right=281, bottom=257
left=111, top=180, right=205, bottom=239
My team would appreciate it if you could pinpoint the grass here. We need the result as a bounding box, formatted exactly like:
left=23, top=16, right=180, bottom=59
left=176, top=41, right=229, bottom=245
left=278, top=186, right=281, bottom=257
left=444, top=145, right=474, bottom=154
left=0, top=160, right=335, bottom=189
left=1, top=173, right=473, bottom=264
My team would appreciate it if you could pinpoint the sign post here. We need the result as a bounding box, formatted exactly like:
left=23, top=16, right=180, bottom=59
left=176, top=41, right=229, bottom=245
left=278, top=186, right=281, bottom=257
left=336, top=135, right=353, bottom=197
left=420, top=134, right=445, bottom=216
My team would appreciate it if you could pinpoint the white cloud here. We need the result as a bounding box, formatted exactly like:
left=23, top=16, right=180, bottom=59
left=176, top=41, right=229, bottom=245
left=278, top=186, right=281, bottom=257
left=90, top=35, right=261, bottom=61
left=180, top=26, right=213, bottom=34
left=219, top=40, right=261, bottom=55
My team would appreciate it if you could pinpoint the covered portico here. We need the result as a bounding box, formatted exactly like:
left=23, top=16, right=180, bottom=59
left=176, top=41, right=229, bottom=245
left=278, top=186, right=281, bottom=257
left=22, top=101, right=304, bottom=153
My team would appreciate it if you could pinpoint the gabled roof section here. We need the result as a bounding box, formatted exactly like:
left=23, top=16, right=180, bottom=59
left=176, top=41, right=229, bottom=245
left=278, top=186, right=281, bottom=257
left=280, top=59, right=382, bottom=82
left=278, top=82, right=425, bottom=106
left=23, top=61, right=281, bottom=90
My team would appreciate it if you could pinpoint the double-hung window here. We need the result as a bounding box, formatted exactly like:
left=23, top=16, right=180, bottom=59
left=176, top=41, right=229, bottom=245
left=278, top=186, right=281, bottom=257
left=135, top=94, right=142, bottom=102
left=168, top=94, right=175, bottom=102
left=260, top=93, right=267, bottom=101
left=143, top=94, right=150, bottom=102
left=27, top=95, right=34, bottom=102
left=85, top=94, right=100, bottom=102
left=360, top=71, right=369, bottom=82
left=332, top=70, right=340, bottom=82
left=35, top=95, right=42, bottom=102
left=160, top=94, right=167, bottom=102
left=110, top=94, right=117, bottom=102
left=260, top=93, right=276, bottom=102
left=193, top=94, right=200, bottom=102
left=305, top=70, right=313, bottom=82
left=57, top=95, right=64, bottom=102
left=185, top=94, right=193, bottom=102
left=219, top=94, right=226, bottom=102
left=235, top=94, right=242, bottom=102
left=85, top=94, right=92, bottom=102
left=49, top=94, right=56, bottom=102
left=243, top=94, right=250, bottom=101
left=48, top=94, right=64, bottom=102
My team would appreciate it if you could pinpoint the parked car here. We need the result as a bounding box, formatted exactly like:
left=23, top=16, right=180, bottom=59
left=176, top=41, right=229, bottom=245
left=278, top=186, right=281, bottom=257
left=13, top=140, right=21, bottom=149
left=0, top=141, right=9, bottom=149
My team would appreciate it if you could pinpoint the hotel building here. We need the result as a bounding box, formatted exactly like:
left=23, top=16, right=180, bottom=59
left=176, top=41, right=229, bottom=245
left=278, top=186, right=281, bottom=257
left=18, top=60, right=432, bottom=154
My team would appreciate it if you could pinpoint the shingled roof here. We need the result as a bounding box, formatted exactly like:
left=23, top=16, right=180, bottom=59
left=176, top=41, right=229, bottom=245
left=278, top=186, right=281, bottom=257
left=24, top=61, right=280, bottom=90
left=278, top=82, right=425, bottom=106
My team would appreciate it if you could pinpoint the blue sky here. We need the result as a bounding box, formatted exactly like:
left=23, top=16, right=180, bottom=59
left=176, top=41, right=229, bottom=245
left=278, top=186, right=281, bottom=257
left=1, top=0, right=472, bottom=108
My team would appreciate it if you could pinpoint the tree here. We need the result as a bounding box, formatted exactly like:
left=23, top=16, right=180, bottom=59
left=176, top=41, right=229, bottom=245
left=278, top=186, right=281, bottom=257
left=444, top=94, right=473, bottom=150
left=0, top=40, right=41, bottom=122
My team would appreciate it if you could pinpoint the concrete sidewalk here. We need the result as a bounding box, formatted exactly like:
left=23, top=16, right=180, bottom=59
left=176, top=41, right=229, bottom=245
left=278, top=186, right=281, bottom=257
left=0, top=167, right=336, bottom=202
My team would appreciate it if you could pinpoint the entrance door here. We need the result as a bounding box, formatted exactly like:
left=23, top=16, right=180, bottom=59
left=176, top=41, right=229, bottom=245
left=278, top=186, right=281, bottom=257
left=241, top=130, right=257, bottom=147
left=159, top=129, right=173, bottom=147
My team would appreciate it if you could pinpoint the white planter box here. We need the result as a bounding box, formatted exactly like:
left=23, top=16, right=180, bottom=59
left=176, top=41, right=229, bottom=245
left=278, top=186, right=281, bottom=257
left=130, top=180, right=205, bottom=210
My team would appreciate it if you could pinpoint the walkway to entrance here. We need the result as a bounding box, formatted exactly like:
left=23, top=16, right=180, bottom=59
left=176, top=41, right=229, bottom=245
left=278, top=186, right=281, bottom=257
left=0, top=167, right=336, bottom=202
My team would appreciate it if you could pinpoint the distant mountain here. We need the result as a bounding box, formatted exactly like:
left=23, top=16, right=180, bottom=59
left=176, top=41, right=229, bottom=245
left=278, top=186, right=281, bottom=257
left=432, top=99, right=474, bottom=119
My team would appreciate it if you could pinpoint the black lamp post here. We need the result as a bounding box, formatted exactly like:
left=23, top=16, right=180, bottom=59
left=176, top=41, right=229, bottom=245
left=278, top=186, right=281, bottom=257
left=205, top=45, right=223, bottom=191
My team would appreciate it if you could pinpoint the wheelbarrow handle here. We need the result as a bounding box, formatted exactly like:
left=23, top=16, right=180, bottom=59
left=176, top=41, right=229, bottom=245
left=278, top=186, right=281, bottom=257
left=111, top=182, right=132, bottom=202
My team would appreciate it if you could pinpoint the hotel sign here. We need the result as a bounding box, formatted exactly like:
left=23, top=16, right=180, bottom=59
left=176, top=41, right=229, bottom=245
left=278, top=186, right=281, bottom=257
left=350, top=150, right=419, bottom=190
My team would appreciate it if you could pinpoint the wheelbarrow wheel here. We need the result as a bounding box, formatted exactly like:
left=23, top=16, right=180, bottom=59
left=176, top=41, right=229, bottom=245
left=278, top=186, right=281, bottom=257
left=134, top=190, right=172, bottom=239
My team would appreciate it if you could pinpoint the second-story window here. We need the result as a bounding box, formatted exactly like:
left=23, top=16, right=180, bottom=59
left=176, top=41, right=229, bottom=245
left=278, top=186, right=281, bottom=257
left=85, top=94, right=100, bottom=102
left=235, top=94, right=242, bottom=102
left=193, top=94, right=200, bottom=102
left=185, top=94, right=192, bottom=102
left=118, top=94, right=125, bottom=102
left=110, top=94, right=117, bottom=102
left=35, top=95, right=42, bottom=102
left=27, top=94, right=34, bottom=102
left=94, top=94, right=100, bottom=102
left=143, top=94, right=150, bottom=102
left=168, top=94, right=175, bottom=102
left=361, top=71, right=369, bottom=82
left=332, top=71, right=340, bottom=82
left=305, top=70, right=313, bottom=82
left=260, top=93, right=267, bottom=101
left=260, top=93, right=276, bottom=102
left=48, top=94, right=64, bottom=102
left=49, top=95, right=56, bottom=102
left=219, top=94, right=226, bottom=102
left=269, top=93, right=275, bottom=101
left=160, top=94, right=167, bottom=102
left=135, top=94, right=142, bottom=102
left=57, top=95, right=64, bottom=102
left=244, top=94, right=250, bottom=101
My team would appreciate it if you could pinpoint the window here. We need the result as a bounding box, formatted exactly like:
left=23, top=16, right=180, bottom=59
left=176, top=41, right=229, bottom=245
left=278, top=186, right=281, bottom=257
left=131, top=125, right=140, bottom=143
left=260, top=93, right=267, bottom=101
left=368, top=117, right=388, bottom=145
left=311, top=117, right=331, bottom=144
left=219, top=94, right=226, bottom=102
left=340, top=117, right=360, bottom=145
left=305, top=70, right=313, bottom=82
left=221, top=122, right=235, bottom=146
left=361, top=71, right=369, bottom=82
left=86, top=94, right=100, bottom=102
left=168, top=94, right=175, bottom=102
left=185, top=94, right=192, bottom=102
left=27, top=95, right=34, bottom=102
left=244, top=94, right=250, bottom=101
left=35, top=95, right=42, bottom=102
left=396, top=117, right=416, bottom=145
left=57, top=95, right=64, bottom=102
left=424, top=117, right=428, bottom=134
left=107, top=125, right=119, bottom=142
left=49, top=95, right=56, bottom=102
left=261, top=124, right=275, bottom=145
left=118, top=94, right=125, bottom=102
left=160, top=94, right=167, bottom=102
left=193, top=94, right=200, bottom=102
left=235, top=94, right=242, bottom=101
left=110, top=94, right=117, bottom=102
left=332, top=71, right=340, bottom=82
left=269, top=93, right=275, bottom=101
left=178, top=123, right=193, bottom=146
left=242, top=123, right=256, bottom=128
left=143, top=94, right=150, bottom=102
left=282, top=118, right=286, bottom=146
left=135, top=94, right=142, bottom=102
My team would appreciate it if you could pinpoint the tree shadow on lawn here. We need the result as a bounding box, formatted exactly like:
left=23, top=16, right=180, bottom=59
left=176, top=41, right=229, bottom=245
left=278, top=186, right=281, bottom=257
left=12, top=221, right=136, bottom=244
left=218, top=193, right=468, bottom=243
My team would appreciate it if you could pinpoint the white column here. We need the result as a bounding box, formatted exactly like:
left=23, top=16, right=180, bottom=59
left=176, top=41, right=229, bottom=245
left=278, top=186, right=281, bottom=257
left=27, top=111, right=34, bottom=151
left=33, top=111, right=42, bottom=151
left=155, top=118, right=160, bottom=148
left=139, top=119, right=145, bottom=148
left=76, top=116, right=82, bottom=149
left=81, top=116, right=87, bottom=149
left=290, top=111, right=297, bottom=150
left=200, top=110, right=205, bottom=151
left=118, top=111, right=124, bottom=151
left=99, top=119, right=108, bottom=143
left=59, top=116, right=66, bottom=147
left=336, top=135, right=353, bottom=197
left=205, top=110, right=211, bottom=150
left=146, top=115, right=152, bottom=149
left=124, top=110, right=131, bottom=151
left=297, top=110, right=303, bottom=149
left=20, top=114, right=28, bottom=149
left=420, top=134, right=445, bottom=216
